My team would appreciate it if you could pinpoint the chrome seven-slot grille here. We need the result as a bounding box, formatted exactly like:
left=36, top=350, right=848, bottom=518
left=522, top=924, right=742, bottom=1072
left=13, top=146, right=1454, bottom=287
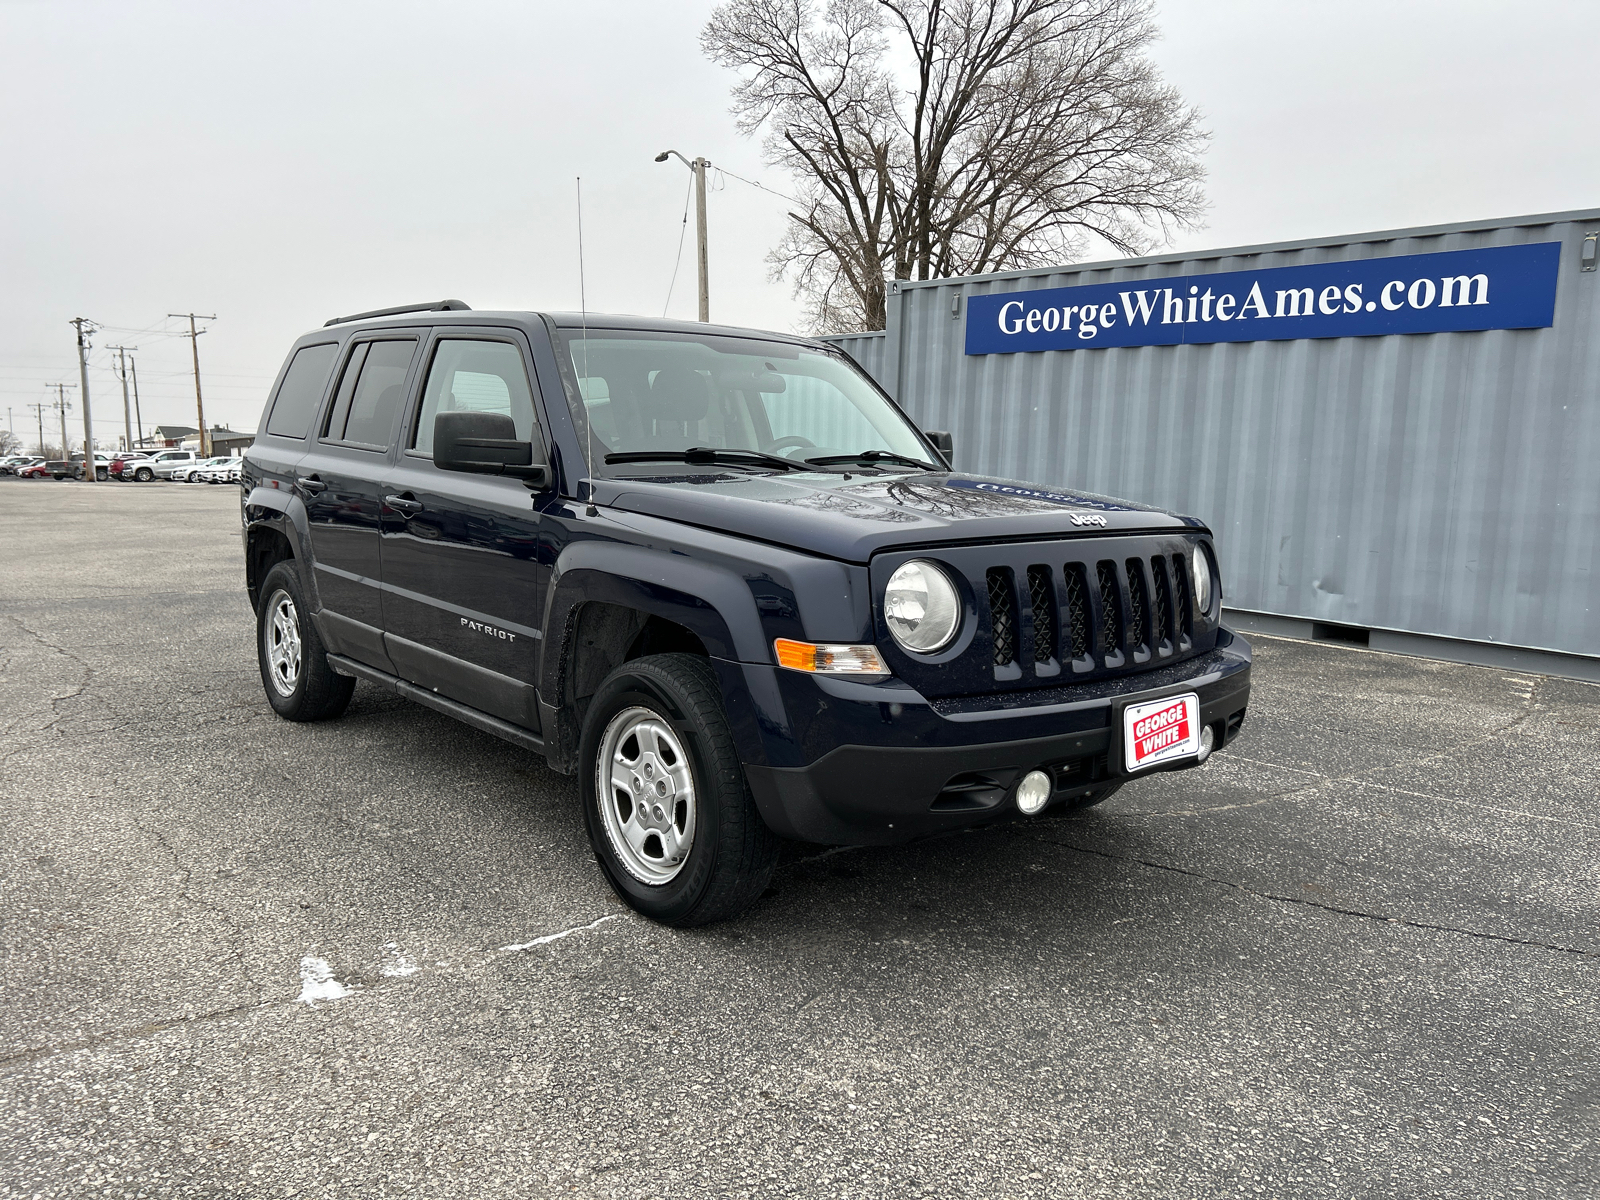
left=985, top=553, right=1197, bottom=674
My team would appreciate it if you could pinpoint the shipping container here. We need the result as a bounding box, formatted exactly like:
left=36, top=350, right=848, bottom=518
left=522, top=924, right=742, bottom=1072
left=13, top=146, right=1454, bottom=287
left=822, top=208, right=1600, bottom=681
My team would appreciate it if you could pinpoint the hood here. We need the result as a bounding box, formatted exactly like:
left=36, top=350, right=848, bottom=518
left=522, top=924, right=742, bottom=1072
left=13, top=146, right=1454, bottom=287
left=600, top=469, right=1203, bottom=563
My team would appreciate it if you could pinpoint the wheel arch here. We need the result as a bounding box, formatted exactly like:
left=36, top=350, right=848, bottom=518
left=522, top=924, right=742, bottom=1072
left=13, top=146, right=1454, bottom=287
left=537, top=544, right=767, bottom=774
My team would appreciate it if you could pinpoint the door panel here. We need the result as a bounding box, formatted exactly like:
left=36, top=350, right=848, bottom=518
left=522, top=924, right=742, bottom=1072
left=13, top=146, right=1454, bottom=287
left=379, top=333, right=550, bottom=730
left=300, top=334, right=420, bottom=671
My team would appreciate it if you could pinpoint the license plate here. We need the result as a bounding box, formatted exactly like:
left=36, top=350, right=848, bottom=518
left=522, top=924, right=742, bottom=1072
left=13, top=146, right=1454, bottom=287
left=1123, top=692, right=1201, bottom=773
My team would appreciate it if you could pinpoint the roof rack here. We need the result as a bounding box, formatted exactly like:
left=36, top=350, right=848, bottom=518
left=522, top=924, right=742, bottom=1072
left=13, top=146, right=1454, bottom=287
left=324, top=299, right=472, bottom=327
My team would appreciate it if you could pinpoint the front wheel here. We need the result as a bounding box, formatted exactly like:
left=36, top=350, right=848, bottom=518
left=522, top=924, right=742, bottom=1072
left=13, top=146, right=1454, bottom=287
left=580, top=654, right=779, bottom=927
left=256, top=561, right=354, bottom=721
left=134, top=467, right=152, bottom=482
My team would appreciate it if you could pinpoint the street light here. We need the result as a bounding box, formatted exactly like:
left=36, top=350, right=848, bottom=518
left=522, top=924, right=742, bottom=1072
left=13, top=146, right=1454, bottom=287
left=656, top=150, right=711, bottom=322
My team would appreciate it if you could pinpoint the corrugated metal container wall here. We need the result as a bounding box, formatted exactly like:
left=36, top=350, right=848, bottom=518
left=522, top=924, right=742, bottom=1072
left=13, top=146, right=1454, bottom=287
left=824, top=330, right=889, bottom=384
left=823, top=209, right=1600, bottom=665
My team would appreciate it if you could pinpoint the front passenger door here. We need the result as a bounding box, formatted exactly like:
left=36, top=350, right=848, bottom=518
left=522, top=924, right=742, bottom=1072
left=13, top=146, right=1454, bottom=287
left=379, top=332, right=549, bottom=731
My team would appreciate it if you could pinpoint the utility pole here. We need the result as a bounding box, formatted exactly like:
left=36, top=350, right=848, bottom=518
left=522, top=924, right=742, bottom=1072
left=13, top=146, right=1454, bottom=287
left=28, top=402, right=47, bottom=455
left=108, top=344, right=137, bottom=451
left=70, top=318, right=98, bottom=481
left=655, top=150, right=712, bottom=322
left=168, top=312, right=216, bottom=456
left=129, top=354, right=144, bottom=446
left=48, top=383, right=74, bottom=461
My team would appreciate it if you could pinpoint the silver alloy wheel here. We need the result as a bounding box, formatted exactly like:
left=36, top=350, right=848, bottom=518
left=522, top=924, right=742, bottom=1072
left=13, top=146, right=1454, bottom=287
left=596, top=705, right=697, bottom=885
left=265, top=589, right=303, bottom=697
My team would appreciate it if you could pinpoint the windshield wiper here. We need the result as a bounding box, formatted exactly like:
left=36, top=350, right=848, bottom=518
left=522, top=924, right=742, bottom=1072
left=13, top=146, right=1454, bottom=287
left=604, top=447, right=812, bottom=473
left=804, top=450, right=943, bottom=472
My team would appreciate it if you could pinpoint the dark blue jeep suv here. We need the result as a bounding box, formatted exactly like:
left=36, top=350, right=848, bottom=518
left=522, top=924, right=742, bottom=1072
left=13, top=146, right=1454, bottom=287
left=242, top=301, right=1251, bottom=925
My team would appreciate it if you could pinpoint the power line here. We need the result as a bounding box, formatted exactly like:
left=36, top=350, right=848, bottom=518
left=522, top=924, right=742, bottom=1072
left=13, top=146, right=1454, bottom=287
left=714, top=165, right=802, bottom=206
left=663, top=170, right=694, bottom=317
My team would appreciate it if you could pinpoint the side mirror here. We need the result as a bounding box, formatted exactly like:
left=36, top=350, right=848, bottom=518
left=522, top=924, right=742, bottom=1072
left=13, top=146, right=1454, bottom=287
left=434, top=411, right=550, bottom=487
left=925, top=429, right=954, bottom=466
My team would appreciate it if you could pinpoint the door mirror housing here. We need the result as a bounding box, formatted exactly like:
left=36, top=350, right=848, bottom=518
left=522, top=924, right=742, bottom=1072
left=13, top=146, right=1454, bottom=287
left=925, top=429, right=954, bottom=466
left=434, top=411, right=550, bottom=487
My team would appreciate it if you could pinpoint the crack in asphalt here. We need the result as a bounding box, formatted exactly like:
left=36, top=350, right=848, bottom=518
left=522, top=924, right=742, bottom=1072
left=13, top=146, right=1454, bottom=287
left=0, top=913, right=630, bottom=1070
left=0, top=613, right=94, bottom=766
left=1017, top=828, right=1599, bottom=960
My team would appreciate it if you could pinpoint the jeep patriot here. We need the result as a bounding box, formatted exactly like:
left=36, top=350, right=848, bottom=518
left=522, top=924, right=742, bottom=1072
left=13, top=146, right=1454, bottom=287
left=242, top=300, right=1251, bottom=925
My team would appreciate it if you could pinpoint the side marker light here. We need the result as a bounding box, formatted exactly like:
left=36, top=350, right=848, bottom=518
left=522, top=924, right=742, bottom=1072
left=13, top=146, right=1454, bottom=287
left=774, top=638, right=889, bottom=678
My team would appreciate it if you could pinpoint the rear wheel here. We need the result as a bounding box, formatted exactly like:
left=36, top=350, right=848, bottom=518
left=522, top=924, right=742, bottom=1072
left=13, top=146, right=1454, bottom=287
left=256, top=561, right=354, bottom=721
left=580, top=653, right=779, bottom=927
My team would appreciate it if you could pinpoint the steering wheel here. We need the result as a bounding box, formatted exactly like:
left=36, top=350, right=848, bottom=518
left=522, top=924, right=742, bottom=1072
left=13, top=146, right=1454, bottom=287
left=764, top=435, right=816, bottom=454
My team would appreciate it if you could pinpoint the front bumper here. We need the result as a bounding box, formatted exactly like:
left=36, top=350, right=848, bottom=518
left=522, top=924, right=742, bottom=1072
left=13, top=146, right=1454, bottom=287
left=738, top=628, right=1252, bottom=845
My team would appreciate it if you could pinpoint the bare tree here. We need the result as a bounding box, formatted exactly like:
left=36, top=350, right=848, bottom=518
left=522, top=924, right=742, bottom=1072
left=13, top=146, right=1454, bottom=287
left=703, top=0, right=1207, bottom=331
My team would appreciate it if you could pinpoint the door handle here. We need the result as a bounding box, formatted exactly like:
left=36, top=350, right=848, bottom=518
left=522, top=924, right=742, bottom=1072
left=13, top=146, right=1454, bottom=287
left=296, top=474, right=326, bottom=495
left=384, top=494, right=423, bottom=515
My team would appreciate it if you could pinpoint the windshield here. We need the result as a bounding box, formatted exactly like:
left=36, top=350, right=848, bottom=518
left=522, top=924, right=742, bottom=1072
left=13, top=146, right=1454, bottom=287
left=555, top=330, right=931, bottom=473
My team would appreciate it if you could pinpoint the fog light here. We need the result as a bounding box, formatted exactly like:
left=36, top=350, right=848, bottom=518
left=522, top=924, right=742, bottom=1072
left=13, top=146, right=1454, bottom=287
left=1196, top=725, right=1216, bottom=763
left=1015, top=769, right=1052, bottom=815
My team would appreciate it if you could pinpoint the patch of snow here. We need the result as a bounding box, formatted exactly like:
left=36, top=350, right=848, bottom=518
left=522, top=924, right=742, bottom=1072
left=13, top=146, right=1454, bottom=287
left=500, top=914, right=620, bottom=953
left=380, top=942, right=419, bottom=978
left=297, top=955, right=353, bottom=1004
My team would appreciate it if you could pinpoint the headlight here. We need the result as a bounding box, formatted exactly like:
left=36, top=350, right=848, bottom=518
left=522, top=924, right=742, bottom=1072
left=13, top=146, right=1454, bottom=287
left=884, top=560, right=961, bottom=653
left=1192, top=545, right=1212, bottom=615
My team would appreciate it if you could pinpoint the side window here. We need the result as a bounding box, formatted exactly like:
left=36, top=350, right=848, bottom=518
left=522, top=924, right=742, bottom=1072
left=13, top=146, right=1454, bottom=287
left=265, top=343, right=338, bottom=439
left=323, top=339, right=417, bottom=449
left=411, top=339, right=537, bottom=456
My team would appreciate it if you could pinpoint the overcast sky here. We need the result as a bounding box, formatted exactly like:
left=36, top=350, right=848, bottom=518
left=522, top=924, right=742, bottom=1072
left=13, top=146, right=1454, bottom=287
left=2, top=0, right=1595, bottom=449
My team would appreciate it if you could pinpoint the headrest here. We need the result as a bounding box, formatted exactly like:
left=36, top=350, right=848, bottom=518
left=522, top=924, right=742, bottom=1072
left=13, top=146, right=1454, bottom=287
left=648, top=367, right=711, bottom=423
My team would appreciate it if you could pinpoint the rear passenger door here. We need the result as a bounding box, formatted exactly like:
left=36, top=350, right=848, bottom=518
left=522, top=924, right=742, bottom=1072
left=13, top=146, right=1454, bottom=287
left=298, top=332, right=421, bottom=672
left=378, top=330, right=549, bottom=731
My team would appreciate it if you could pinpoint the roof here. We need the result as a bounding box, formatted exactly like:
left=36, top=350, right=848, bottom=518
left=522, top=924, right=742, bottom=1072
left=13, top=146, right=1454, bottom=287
left=153, top=425, right=198, bottom=437
left=315, top=307, right=824, bottom=348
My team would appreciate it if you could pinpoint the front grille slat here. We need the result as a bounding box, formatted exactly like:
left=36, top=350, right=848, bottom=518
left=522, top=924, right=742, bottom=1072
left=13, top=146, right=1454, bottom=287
left=1152, top=556, right=1173, bottom=650
left=987, top=568, right=1017, bottom=666
left=1171, top=552, right=1193, bottom=638
left=1096, top=562, right=1122, bottom=656
left=1124, top=558, right=1148, bottom=652
left=1063, top=563, right=1090, bottom=660
left=1026, top=566, right=1055, bottom=663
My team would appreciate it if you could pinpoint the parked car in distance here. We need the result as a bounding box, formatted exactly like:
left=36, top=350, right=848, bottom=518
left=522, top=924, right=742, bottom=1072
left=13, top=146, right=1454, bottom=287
left=18, top=459, right=53, bottom=478
left=174, top=455, right=232, bottom=482
left=109, top=451, right=153, bottom=479
left=122, top=449, right=191, bottom=481
left=68, top=452, right=115, bottom=481
left=196, top=456, right=244, bottom=484
left=5, top=456, right=46, bottom=476
left=149, top=451, right=206, bottom=481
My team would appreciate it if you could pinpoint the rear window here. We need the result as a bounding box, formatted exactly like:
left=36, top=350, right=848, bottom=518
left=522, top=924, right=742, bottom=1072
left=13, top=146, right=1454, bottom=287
left=265, top=343, right=339, bottom=439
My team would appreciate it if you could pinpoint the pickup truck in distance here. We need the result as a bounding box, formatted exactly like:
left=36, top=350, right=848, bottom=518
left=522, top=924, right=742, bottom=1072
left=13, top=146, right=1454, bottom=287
left=241, top=301, right=1251, bottom=926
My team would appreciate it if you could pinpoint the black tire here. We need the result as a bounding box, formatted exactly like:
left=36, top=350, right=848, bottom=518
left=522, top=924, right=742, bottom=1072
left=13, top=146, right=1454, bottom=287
left=580, top=653, right=779, bottom=927
left=256, top=561, right=354, bottom=722
left=95, top=467, right=108, bottom=481
left=134, top=467, right=152, bottom=482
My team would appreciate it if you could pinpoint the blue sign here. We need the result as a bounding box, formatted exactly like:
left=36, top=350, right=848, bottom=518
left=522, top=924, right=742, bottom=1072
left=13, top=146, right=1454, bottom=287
left=964, top=241, right=1561, bottom=355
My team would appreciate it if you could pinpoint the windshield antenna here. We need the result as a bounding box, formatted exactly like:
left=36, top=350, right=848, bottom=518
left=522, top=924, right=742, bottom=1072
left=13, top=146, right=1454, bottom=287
left=577, top=176, right=597, bottom=516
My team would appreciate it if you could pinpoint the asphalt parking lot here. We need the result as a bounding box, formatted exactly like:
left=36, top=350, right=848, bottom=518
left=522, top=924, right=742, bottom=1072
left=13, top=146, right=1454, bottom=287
left=2, top=478, right=1597, bottom=1199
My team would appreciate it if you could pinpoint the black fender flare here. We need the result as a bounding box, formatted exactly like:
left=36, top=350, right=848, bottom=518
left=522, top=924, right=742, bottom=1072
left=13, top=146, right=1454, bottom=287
left=537, top=540, right=770, bottom=773
left=243, top=485, right=322, bottom=614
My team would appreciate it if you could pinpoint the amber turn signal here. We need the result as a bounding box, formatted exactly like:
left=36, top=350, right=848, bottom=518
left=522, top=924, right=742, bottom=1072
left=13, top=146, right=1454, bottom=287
left=774, top=638, right=890, bottom=677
